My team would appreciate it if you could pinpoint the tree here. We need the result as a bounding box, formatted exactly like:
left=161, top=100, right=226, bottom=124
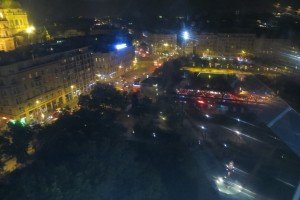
left=78, top=94, right=92, bottom=109
left=90, top=84, right=127, bottom=110
left=131, top=96, right=154, bottom=118
left=0, top=123, right=33, bottom=164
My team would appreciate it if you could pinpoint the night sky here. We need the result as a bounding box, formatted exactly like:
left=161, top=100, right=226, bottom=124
left=15, top=0, right=300, bottom=20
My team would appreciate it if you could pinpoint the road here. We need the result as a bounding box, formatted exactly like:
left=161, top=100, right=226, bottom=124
left=170, top=68, right=300, bottom=199
left=182, top=102, right=300, bottom=200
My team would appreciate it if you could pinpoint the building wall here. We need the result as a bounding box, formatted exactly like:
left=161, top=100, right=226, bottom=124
left=146, top=34, right=177, bottom=55
left=0, top=8, right=29, bottom=35
left=254, top=38, right=291, bottom=56
left=0, top=37, right=15, bottom=51
left=194, top=33, right=255, bottom=57
left=0, top=46, right=134, bottom=121
left=93, top=46, right=134, bottom=78
left=0, top=47, right=94, bottom=121
left=0, top=19, right=15, bottom=51
left=180, top=33, right=293, bottom=59
left=0, top=6, right=30, bottom=51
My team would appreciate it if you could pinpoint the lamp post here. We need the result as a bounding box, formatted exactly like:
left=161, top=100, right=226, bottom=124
left=181, top=30, right=191, bottom=55
left=26, top=26, right=35, bottom=44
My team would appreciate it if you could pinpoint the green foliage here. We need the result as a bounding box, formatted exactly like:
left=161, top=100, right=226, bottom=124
left=90, top=83, right=127, bottom=110
left=131, top=96, right=155, bottom=118
left=0, top=83, right=216, bottom=200
left=0, top=123, right=33, bottom=164
left=0, top=107, right=169, bottom=200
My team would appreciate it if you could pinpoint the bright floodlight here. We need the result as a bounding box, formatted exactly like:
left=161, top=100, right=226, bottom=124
left=115, top=43, right=127, bottom=50
left=26, top=26, right=36, bottom=34
left=182, top=31, right=190, bottom=40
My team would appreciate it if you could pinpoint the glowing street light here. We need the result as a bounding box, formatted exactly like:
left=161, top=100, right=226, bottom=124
left=153, top=132, right=157, bottom=138
left=115, top=43, right=127, bottom=50
left=182, top=31, right=190, bottom=40
left=216, top=177, right=224, bottom=184
left=235, top=130, right=241, bottom=135
left=26, top=26, right=36, bottom=34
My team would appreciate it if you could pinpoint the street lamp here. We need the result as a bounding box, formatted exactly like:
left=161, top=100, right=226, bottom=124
left=26, top=26, right=35, bottom=45
left=182, top=31, right=190, bottom=40
left=26, top=26, right=36, bottom=34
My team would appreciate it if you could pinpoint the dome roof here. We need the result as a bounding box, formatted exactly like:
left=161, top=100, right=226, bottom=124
left=0, top=0, right=21, bottom=9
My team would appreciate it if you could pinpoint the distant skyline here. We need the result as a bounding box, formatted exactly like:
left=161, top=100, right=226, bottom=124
left=13, top=0, right=300, bottom=21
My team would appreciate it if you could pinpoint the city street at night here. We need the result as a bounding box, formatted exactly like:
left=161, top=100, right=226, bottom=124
left=1, top=0, right=300, bottom=200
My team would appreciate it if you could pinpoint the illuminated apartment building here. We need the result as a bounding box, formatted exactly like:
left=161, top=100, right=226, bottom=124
left=146, top=33, right=177, bottom=55
left=195, top=33, right=256, bottom=57
left=0, top=36, right=134, bottom=122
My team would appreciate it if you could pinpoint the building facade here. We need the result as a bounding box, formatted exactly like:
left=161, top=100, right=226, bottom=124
left=0, top=6, right=29, bottom=35
left=0, top=1, right=30, bottom=51
left=254, top=38, right=291, bottom=56
left=194, top=33, right=256, bottom=57
left=94, top=46, right=134, bottom=79
left=146, top=33, right=177, bottom=56
left=0, top=45, right=134, bottom=122
left=0, top=19, right=15, bottom=51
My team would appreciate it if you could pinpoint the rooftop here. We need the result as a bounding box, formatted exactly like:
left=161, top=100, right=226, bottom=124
left=0, top=34, right=132, bottom=66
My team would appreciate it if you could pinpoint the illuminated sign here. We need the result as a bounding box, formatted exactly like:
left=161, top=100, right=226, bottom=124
left=115, top=43, right=127, bottom=50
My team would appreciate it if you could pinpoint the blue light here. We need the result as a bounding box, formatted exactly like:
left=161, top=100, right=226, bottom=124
left=182, top=31, right=190, bottom=40
left=115, top=43, right=127, bottom=50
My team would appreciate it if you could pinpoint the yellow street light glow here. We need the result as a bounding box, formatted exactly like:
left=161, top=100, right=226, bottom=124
left=26, top=26, right=36, bottom=34
left=36, top=100, right=40, bottom=104
left=0, top=12, right=3, bottom=18
left=163, top=43, right=169, bottom=47
left=71, top=85, right=75, bottom=89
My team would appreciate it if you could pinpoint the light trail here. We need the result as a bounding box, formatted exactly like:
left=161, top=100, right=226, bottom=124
left=232, top=117, right=258, bottom=127
left=275, top=178, right=296, bottom=188
left=233, top=166, right=249, bottom=175
left=222, top=126, right=264, bottom=143
left=213, top=176, right=257, bottom=199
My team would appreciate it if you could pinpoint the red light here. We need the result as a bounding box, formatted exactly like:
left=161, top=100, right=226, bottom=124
left=197, top=100, right=205, bottom=104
